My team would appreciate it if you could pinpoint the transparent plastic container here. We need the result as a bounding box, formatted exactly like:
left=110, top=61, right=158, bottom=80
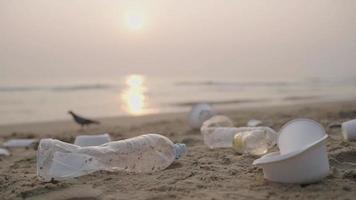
left=233, top=129, right=277, bottom=155
left=201, top=126, right=276, bottom=149
left=37, top=134, right=186, bottom=181
left=201, top=115, right=277, bottom=151
left=188, top=104, right=215, bottom=129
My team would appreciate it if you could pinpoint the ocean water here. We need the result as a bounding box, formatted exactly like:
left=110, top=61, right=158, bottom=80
left=0, top=74, right=356, bottom=125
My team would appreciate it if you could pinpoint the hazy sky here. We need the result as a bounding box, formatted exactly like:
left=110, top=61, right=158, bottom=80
left=1, top=0, right=356, bottom=84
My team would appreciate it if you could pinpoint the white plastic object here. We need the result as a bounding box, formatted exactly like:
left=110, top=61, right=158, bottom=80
left=232, top=129, right=277, bottom=155
left=74, top=133, right=111, bottom=147
left=0, top=148, right=10, bottom=156
left=341, top=119, right=356, bottom=141
left=3, top=139, right=37, bottom=148
left=247, top=119, right=262, bottom=127
left=37, top=134, right=187, bottom=181
left=253, top=119, right=329, bottom=184
left=201, top=125, right=276, bottom=149
left=188, top=104, right=215, bottom=129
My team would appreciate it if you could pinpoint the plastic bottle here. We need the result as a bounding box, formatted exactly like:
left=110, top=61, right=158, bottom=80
left=188, top=104, right=215, bottom=129
left=201, top=115, right=277, bottom=150
left=233, top=129, right=277, bottom=155
left=37, top=134, right=187, bottom=181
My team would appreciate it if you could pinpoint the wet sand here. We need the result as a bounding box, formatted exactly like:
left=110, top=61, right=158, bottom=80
left=0, top=100, right=355, bottom=200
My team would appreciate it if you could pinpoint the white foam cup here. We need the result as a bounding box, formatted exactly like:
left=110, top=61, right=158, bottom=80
left=253, top=119, right=329, bottom=184
left=278, top=119, right=326, bottom=154
left=341, top=119, right=356, bottom=141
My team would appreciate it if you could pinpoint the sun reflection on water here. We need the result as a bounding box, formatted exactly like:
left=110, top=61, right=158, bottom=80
left=121, top=74, right=147, bottom=115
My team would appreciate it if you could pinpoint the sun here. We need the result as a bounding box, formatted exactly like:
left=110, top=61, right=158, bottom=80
left=126, top=12, right=145, bottom=30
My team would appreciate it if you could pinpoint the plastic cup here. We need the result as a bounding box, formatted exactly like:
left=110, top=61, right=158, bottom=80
left=341, top=119, right=356, bottom=141
left=74, top=133, right=111, bottom=147
left=278, top=119, right=326, bottom=154
left=253, top=118, right=330, bottom=184
left=253, top=135, right=329, bottom=184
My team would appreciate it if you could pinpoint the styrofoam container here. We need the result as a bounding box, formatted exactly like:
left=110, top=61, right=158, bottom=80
left=278, top=119, right=327, bottom=154
left=253, top=119, right=329, bottom=184
left=341, top=119, right=356, bottom=141
left=188, top=104, right=215, bottom=129
left=74, top=133, right=111, bottom=147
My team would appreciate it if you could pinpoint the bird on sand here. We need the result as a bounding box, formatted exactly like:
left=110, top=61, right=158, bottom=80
left=68, top=111, right=100, bottom=127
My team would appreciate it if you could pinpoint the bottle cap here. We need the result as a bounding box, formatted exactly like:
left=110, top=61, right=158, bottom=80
left=174, top=143, right=187, bottom=159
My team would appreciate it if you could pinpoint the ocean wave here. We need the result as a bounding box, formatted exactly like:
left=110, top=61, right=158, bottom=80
left=0, top=84, right=115, bottom=93
left=175, top=80, right=300, bottom=87
left=174, top=78, right=356, bottom=87
left=172, top=98, right=269, bottom=107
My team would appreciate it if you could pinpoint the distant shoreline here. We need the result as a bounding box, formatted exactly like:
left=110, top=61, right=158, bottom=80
left=1, top=98, right=355, bottom=136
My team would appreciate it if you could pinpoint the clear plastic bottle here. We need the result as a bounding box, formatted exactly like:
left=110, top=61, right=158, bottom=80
left=37, top=134, right=187, bottom=181
left=188, top=104, right=215, bottom=129
left=201, top=115, right=277, bottom=150
left=233, top=129, right=277, bottom=155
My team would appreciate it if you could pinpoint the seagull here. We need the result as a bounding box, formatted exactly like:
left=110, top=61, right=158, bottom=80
left=68, top=111, right=100, bottom=127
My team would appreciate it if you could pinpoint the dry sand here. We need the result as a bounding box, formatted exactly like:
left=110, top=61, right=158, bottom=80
left=0, top=100, right=355, bottom=200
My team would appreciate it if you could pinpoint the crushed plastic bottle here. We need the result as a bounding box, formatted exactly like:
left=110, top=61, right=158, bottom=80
left=201, top=115, right=277, bottom=150
left=233, top=129, right=277, bottom=155
left=37, top=134, right=187, bottom=181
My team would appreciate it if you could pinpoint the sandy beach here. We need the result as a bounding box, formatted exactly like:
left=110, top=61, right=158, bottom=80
left=0, top=100, right=355, bottom=200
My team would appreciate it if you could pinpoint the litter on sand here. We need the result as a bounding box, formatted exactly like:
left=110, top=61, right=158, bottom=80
left=201, top=115, right=277, bottom=154
left=188, top=103, right=215, bottom=129
left=253, top=119, right=329, bottom=184
left=341, top=119, right=356, bottom=141
left=3, top=139, right=37, bottom=148
left=0, top=148, right=10, bottom=156
left=37, top=134, right=186, bottom=181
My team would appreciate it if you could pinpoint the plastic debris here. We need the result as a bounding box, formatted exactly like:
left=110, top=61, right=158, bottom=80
left=233, top=129, right=277, bottom=155
left=201, top=115, right=277, bottom=149
left=3, top=139, right=37, bottom=148
left=253, top=119, right=329, bottom=184
left=188, top=104, right=215, bottom=129
left=200, top=115, right=277, bottom=149
left=341, top=119, right=356, bottom=141
left=0, top=148, right=10, bottom=156
left=74, top=133, right=111, bottom=147
left=247, top=119, right=262, bottom=127
left=37, top=134, right=187, bottom=181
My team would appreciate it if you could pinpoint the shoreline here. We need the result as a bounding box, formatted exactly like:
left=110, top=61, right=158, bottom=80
left=0, top=99, right=355, bottom=136
left=1, top=92, right=356, bottom=127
